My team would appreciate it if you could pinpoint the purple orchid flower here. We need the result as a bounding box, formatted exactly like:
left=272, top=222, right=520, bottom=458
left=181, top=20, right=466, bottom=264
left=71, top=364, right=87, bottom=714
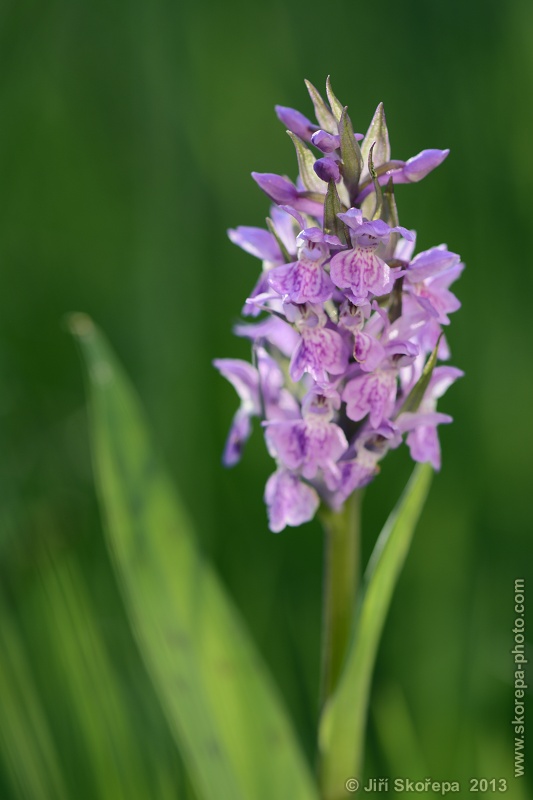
left=395, top=366, right=463, bottom=469
left=264, top=469, right=320, bottom=533
left=268, top=227, right=342, bottom=305
left=406, top=262, right=464, bottom=325
left=212, top=359, right=260, bottom=466
left=228, top=206, right=302, bottom=317
left=328, top=450, right=380, bottom=510
left=216, top=79, right=463, bottom=532
left=342, top=369, right=398, bottom=428
left=288, top=306, right=349, bottom=384
left=329, top=210, right=413, bottom=303
left=214, top=349, right=299, bottom=466
left=265, top=389, right=348, bottom=487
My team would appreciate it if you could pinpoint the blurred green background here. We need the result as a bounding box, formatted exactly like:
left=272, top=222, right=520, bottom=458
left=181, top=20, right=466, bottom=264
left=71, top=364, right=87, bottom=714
left=0, top=0, right=531, bottom=797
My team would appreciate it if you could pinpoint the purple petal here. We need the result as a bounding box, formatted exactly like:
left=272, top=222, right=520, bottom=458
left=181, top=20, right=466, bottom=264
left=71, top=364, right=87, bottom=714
left=256, top=348, right=301, bottom=421
left=419, top=318, right=450, bottom=359
left=427, top=262, right=465, bottom=290
left=290, top=325, right=348, bottom=383
left=234, top=316, right=299, bottom=358
left=313, top=157, right=341, bottom=183
left=241, top=270, right=271, bottom=317
left=213, top=358, right=259, bottom=409
left=302, top=385, right=342, bottom=417
left=428, top=366, right=464, bottom=400
left=337, top=210, right=414, bottom=244
left=265, top=421, right=306, bottom=471
left=311, top=130, right=341, bottom=153
left=353, top=330, right=386, bottom=372
left=270, top=205, right=299, bottom=255
left=406, top=244, right=461, bottom=282
left=297, top=226, right=325, bottom=243
left=395, top=234, right=417, bottom=262
left=264, top=470, right=319, bottom=533
left=252, top=172, right=299, bottom=204
left=343, top=370, right=397, bottom=428
left=330, top=246, right=390, bottom=299
left=405, top=420, right=449, bottom=470
left=411, top=292, right=441, bottom=319
left=329, top=455, right=378, bottom=509
left=228, top=226, right=282, bottom=262
left=412, top=282, right=461, bottom=325
left=265, top=417, right=347, bottom=480
left=336, top=207, right=364, bottom=231
left=279, top=205, right=307, bottom=231
left=252, top=174, right=323, bottom=219
left=356, top=150, right=449, bottom=201
left=384, top=339, right=420, bottom=367
left=269, top=259, right=334, bottom=304
left=301, top=421, right=348, bottom=480
left=298, top=226, right=343, bottom=249
left=275, top=105, right=319, bottom=142
left=396, top=410, right=453, bottom=433
left=400, top=149, right=449, bottom=183
left=223, top=407, right=253, bottom=466
left=339, top=300, right=371, bottom=331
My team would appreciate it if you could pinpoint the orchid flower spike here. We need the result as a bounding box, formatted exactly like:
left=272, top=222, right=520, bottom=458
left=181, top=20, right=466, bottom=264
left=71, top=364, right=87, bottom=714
left=215, top=79, right=463, bottom=532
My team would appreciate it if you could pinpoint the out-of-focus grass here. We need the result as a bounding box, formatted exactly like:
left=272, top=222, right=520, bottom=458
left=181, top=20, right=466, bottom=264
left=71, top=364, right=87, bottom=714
left=0, top=0, right=532, bottom=796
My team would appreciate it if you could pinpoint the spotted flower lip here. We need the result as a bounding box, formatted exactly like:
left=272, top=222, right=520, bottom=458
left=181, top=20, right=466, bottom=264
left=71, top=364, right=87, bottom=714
left=268, top=259, right=335, bottom=305
left=215, top=79, right=463, bottom=532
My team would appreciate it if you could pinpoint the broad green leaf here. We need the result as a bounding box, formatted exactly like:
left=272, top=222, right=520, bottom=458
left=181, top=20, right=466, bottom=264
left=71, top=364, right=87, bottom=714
left=339, top=107, right=363, bottom=206
left=31, top=554, right=159, bottom=800
left=287, top=131, right=325, bottom=194
left=361, top=102, right=391, bottom=181
left=304, top=79, right=337, bottom=133
left=69, top=314, right=319, bottom=800
left=325, top=76, right=344, bottom=121
left=318, top=463, right=433, bottom=800
left=0, top=589, right=69, bottom=800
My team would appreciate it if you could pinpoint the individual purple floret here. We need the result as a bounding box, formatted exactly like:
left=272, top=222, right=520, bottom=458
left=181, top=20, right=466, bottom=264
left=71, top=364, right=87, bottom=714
left=215, top=78, right=463, bottom=532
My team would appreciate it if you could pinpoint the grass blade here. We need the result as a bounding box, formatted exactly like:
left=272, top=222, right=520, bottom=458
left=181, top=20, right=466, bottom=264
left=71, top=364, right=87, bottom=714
left=69, top=313, right=319, bottom=800
left=0, top=590, right=69, bottom=800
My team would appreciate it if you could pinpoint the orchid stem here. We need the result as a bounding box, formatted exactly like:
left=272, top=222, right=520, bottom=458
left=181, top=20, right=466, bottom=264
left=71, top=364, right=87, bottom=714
left=319, top=489, right=363, bottom=714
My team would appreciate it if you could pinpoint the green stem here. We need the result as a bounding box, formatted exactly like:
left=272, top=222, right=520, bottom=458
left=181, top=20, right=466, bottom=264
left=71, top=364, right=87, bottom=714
left=318, top=490, right=362, bottom=714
